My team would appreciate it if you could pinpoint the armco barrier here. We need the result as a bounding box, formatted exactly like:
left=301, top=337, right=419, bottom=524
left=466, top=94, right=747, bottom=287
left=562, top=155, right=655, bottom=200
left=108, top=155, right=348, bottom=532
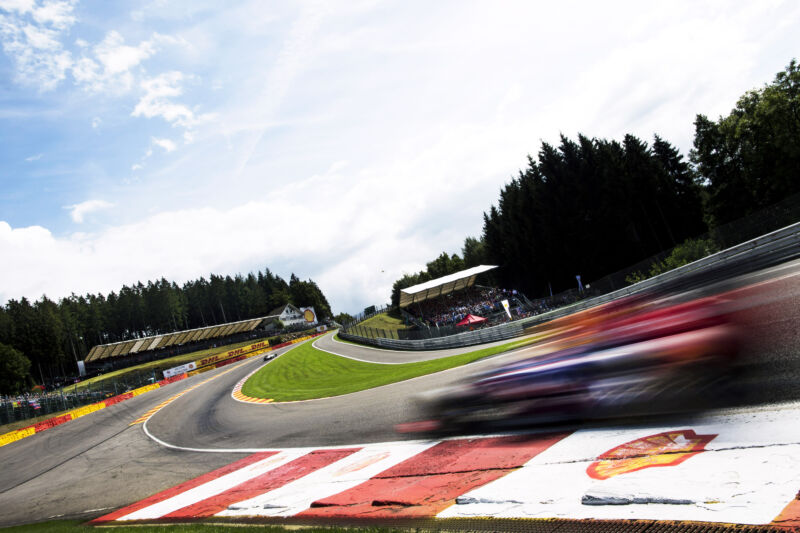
left=340, top=222, right=800, bottom=350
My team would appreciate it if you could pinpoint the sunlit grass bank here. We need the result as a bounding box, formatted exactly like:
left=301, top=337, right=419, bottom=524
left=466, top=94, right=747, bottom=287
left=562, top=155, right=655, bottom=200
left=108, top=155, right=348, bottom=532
left=240, top=336, right=534, bottom=401
left=358, top=311, right=410, bottom=331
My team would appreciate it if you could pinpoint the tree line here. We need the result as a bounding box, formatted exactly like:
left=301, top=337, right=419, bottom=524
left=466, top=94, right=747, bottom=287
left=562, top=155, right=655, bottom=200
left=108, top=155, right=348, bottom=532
left=0, top=270, right=332, bottom=394
left=393, top=59, right=800, bottom=304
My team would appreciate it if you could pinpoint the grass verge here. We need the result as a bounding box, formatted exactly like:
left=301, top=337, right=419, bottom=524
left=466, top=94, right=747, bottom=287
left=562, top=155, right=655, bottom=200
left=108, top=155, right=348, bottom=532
left=0, top=520, right=403, bottom=533
left=358, top=312, right=409, bottom=331
left=241, top=335, right=536, bottom=402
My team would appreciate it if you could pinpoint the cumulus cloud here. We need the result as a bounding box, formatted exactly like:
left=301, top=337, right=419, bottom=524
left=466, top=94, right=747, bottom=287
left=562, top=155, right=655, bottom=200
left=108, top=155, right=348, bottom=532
left=31, top=0, right=74, bottom=29
left=132, top=71, right=196, bottom=125
left=64, top=199, right=114, bottom=223
left=151, top=136, right=176, bottom=152
left=70, top=31, right=167, bottom=93
left=0, top=0, right=75, bottom=90
left=0, top=201, right=337, bottom=304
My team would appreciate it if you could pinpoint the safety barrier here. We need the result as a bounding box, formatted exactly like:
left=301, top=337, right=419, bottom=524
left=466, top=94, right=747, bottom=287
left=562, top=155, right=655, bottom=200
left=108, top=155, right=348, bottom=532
left=340, top=221, right=800, bottom=350
left=0, top=372, right=188, bottom=449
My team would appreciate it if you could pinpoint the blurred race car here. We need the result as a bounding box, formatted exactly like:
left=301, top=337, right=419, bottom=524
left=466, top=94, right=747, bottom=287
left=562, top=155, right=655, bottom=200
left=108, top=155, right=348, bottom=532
left=415, top=292, right=741, bottom=432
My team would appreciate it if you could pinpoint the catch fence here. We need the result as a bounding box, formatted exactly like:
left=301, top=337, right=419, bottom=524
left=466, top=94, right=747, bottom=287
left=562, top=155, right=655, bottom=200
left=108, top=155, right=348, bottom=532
left=0, top=369, right=163, bottom=426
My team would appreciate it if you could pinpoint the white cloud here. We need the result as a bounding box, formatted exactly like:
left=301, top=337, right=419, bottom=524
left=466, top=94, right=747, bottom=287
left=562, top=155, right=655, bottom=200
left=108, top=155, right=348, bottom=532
left=31, top=0, right=75, bottom=30
left=0, top=0, right=75, bottom=90
left=95, top=30, right=154, bottom=75
left=91, top=116, right=100, bottom=128
left=132, top=71, right=196, bottom=125
left=2, top=1, right=800, bottom=314
left=71, top=31, right=170, bottom=93
left=64, top=199, right=114, bottom=223
left=0, top=0, right=35, bottom=15
left=24, top=153, right=42, bottom=161
left=151, top=136, right=176, bottom=152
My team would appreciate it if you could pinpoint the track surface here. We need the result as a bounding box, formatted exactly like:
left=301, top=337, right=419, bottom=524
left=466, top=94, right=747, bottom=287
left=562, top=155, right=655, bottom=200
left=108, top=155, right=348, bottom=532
left=0, top=261, right=798, bottom=527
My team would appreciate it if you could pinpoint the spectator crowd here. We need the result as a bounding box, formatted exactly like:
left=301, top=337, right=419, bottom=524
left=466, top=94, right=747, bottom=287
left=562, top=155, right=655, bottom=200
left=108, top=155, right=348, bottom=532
left=409, top=287, right=530, bottom=328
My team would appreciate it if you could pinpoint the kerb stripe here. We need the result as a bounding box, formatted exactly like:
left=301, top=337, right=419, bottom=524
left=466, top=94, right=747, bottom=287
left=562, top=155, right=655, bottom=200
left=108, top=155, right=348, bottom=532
left=301, top=433, right=568, bottom=518
left=163, top=448, right=361, bottom=519
left=91, top=451, right=277, bottom=524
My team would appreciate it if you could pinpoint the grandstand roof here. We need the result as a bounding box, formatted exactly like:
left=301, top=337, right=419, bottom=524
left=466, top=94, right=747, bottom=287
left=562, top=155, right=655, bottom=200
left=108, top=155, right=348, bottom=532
left=399, top=264, right=498, bottom=308
left=83, top=314, right=277, bottom=363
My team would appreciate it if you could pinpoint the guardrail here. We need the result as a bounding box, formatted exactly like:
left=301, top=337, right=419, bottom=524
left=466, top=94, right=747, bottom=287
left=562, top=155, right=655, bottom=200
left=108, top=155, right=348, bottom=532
left=339, top=221, right=800, bottom=350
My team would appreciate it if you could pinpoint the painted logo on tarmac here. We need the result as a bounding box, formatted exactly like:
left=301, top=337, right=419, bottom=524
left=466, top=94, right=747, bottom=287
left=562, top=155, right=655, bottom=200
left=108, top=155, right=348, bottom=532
left=334, top=451, right=391, bottom=476
left=587, top=429, right=717, bottom=480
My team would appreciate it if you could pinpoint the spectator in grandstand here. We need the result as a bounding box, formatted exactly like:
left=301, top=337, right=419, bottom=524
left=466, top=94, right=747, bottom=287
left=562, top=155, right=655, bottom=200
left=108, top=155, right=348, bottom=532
left=410, top=286, right=528, bottom=328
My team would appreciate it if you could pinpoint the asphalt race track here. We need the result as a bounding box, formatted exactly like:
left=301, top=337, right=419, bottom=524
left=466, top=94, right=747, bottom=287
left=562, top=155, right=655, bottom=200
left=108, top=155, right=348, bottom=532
left=0, top=333, right=529, bottom=526
left=0, top=260, right=798, bottom=528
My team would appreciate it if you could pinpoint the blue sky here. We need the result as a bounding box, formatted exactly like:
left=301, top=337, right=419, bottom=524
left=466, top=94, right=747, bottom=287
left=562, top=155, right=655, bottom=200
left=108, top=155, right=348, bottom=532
left=1, top=0, right=799, bottom=314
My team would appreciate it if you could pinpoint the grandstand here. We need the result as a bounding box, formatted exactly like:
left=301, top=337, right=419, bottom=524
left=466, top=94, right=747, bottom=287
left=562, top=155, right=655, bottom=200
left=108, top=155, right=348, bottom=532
left=399, top=265, right=531, bottom=328
left=399, top=265, right=498, bottom=308
left=84, top=314, right=280, bottom=364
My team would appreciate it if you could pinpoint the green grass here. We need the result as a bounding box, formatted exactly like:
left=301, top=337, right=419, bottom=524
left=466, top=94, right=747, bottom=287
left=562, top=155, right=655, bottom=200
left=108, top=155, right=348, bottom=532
left=0, top=520, right=406, bottom=533
left=241, top=335, right=536, bottom=401
left=358, top=312, right=409, bottom=331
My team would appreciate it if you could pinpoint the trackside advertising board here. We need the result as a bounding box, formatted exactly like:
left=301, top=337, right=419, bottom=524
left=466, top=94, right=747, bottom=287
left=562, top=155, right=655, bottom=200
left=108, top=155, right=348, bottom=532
left=163, top=341, right=270, bottom=379
left=163, top=362, right=196, bottom=379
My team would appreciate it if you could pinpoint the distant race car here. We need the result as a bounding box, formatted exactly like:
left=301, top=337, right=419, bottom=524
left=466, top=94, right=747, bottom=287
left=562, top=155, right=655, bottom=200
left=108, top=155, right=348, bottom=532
left=264, top=353, right=277, bottom=362
left=415, top=292, right=741, bottom=432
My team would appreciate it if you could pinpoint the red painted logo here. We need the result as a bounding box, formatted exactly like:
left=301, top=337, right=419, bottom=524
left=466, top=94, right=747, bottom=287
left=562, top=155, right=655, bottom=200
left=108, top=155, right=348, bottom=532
left=587, top=429, right=717, bottom=480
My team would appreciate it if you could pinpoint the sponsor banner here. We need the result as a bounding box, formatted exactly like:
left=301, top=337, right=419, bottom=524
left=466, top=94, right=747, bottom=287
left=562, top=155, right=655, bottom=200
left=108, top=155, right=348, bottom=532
left=164, top=362, right=196, bottom=379
left=299, top=307, right=317, bottom=325
left=194, top=341, right=274, bottom=371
